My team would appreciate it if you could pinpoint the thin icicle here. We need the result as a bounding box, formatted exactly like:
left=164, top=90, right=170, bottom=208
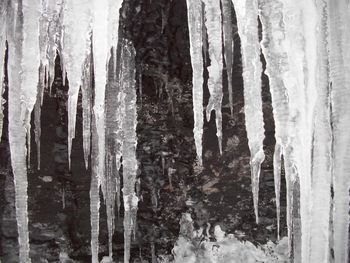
left=221, top=0, right=234, bottom=117
left=81, top=45, right=93, bottom=170
left=34, top=64, right=46, bottom=170
left=62, top=0, right=92, bottom=169
left=186, top=0, right=204, bottom=165
left=232, top=0, right=265, bottom=224
left=328, top=1, right=350, bottom=262
left=121, top=39, right=138, bottom=263
left=0, top=0, right=7, bottom=141
left=203, top=0, right=224, bottom=154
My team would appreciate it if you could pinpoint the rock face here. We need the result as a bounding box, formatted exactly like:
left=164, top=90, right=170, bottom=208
left=0, top=0, right=283, bottom=262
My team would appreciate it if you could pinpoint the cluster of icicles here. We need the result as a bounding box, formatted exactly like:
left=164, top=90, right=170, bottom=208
left=188, top=0, right=350, bottom=262
left=0, top=0, right=349, bottom=262
left=0, top=0, right=138, bottom=262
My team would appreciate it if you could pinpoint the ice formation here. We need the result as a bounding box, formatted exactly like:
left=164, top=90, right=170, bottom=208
left=1, top=0, right=350, bottom=262
left=232, top=0, right=265, bottom=224
left=203, top=0, right=224, bottom=154
left=221, top=0, right=234, bottom=117
left=186, top=0, right=204, bottom=164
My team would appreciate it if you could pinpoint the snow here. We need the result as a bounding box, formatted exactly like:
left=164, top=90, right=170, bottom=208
left=186, top=0, right=204, bottom=164
left=232, top=0, right=265, bottom=224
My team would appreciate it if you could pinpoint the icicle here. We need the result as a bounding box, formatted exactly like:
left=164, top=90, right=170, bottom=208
left=203, top=0, right=224, bottom=154
left=121, top=39, right=138, bottom=263
left=81, top=46, right=93, bottom=170
left=34, top=64, right=46, bottom=170
left=105, top=46, right=123, bottom=260
left=328, top=1, right=350, bottom=262
left=39, top=0, right=64, bottom=90
left=221, top=0, right=234, bottom=117
left=0, top=0, right=7, bottom=141
left=62, top=0, right=92, bottom=169
left=186, top=0, right=204, bottom=165
left=258, top=0, right=291, bottom=240
left=232, top=0, right=265, bottom=224
left=6, top=0, right=40, bottom=261
left=309, top=2, right=332, bottom=262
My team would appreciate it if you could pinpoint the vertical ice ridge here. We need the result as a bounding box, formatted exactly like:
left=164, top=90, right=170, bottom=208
left=328, top=1, right=350, bottom=262
left=203, top=0, right=224, bottom=154
left=186, top=0, right=204, bottom=164
left=62, top=0, right=92, bottom=169
left=232, top=0, right=265, bottom=224
left=258, top=0, right=290, bottom=239
left=221, top=0, right=234, bottom=117
left=121, top=39, right=138, bottom=263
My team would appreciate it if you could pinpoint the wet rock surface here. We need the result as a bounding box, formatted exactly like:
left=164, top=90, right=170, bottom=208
left=0, top=0, right=286, bottom=262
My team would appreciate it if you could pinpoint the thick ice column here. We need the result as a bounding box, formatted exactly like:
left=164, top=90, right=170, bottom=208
left=232, top=0, right=265, bottom=224
left=121, top=40, right=138, bottom=263
left=62, top=0, right=92, bottom=169
left=309, top=2, right=332, bottom=262
left=221, top=0, right=234, bottom=117
left=185, top=0, right=204, bottom=164
left=203, top=0, right=223, bottom=154
left=328, top=1, right=350, bottom=262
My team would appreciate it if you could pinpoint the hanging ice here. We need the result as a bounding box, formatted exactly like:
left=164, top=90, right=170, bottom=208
left=62, top=0, right=92, bottom=169
left=185, top=0, right=204, bottom=164
left=203, top=0, right=224, bottom=154
left=309, top=2, right=332, bottom=262
left=328, top=1, right=350, bottom=262
left=6, top=0, right=40, bottom=261
left=121, top=39, right=138, bottom=263
left=221, top=0, right=234, bottom=117
left=0, top=0, right=7, bottom=141
left=232, top=0, right=265, bottom=224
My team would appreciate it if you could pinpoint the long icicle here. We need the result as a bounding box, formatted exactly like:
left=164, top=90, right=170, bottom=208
left=185, top=0, right=204, bottom=165
left=62, top=0, right=92, bottom=169
left=309, top=1, right=332, bottom=262
left=7, top=0, right=41, bottom=261
left=328, top=1, right=350, bottom=262
left=0, top=0, right=8, bottom=141
left=121, top=39, right=138, bottom=263
left=221, top=0, right=234, bottom=117
left=258, top=0, right=290, bottom=240
left=203, top=0, right=224, bottom=154
left=232, top=0, right=265, bottom=224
